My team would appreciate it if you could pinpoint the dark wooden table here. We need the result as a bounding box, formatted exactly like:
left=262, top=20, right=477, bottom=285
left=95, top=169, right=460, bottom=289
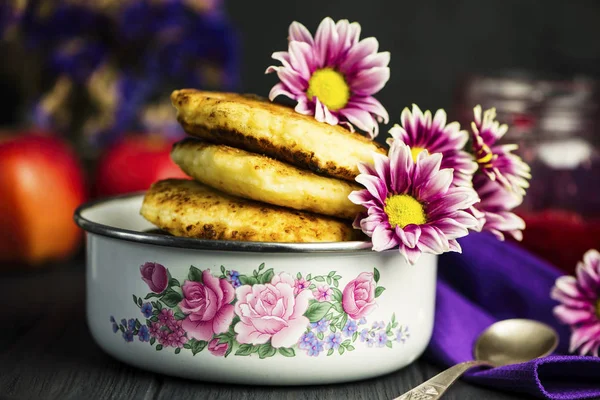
left=1, top=259, right=530, bottom=400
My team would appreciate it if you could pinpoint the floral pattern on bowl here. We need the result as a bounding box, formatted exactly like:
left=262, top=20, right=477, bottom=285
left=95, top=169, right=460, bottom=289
left=110, top=262, right=410, bottom=358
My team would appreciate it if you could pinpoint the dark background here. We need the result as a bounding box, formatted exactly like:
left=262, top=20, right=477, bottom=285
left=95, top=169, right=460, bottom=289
left=225, top=0, right=600, bottom=125
left=1, top=0, right=599, bottom=131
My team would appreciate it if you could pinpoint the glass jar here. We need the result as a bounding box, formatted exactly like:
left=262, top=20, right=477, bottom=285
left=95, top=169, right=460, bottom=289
left=453, top=71, right=600, bottom=273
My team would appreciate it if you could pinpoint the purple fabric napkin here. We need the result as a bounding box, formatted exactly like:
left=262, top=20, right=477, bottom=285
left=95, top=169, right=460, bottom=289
left=427, top=232, right=600, bottom=400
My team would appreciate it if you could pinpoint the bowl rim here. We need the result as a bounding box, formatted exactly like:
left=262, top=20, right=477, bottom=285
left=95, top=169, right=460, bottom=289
left=74, top=192, right=374, bottom=254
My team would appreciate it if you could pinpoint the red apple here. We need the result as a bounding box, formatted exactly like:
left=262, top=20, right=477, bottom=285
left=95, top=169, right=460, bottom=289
left=93, top=134, right=188, bottom=197
left=0, top=132, right=87, bottom=267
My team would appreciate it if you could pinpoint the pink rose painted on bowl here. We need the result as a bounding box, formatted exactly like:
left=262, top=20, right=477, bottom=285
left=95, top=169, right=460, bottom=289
left=342, top=272, right=377, bottom=319
left=208, top=338, right=229, bottom=357
left=179, top=270, right=235, bottom=341
left=234, top=273, right=312, bottom=348
left=140, top=262, right=168, bottom=293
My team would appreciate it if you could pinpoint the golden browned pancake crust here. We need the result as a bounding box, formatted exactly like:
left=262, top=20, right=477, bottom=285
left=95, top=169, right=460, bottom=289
left=140, top=179, right=360, bottom=242
left=171, top=138, right=364, bottom=219
left=170, top=89, right=385, bottom=181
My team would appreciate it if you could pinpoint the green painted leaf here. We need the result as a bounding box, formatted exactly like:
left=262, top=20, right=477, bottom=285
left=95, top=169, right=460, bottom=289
left=135, top=319, right=141, bottom=329
left=330, top=325, right=336, bottom=332
left=156, top=345, right=163, bottom=351
left=258, top=343, right=277, bottom=359
left=347, top=345, right=355, bottom=351
left=119, top=325, right=125, bottom=333
left=188, top=266, right=203, bottom=282
left=169, top=278, right=180, bottom=287
left=386, top=341, right=392, bottom=348
left=133, top=295, right=138, bottom=305
left=174, top=348, right=181, bottom=354
left=333, top=275, right=341, bottom=280
left=337, top=313, right=348, bottom=331
left=258, top=263, right=265, bottom=271
left=156, top=301, right=163, bottom=310
left=332, top=302, right=344, bottom=314
left=174, top=311, right=186, bottom=320
left=191, top=340, right=208, bottom=355
left=333, top=280, right=339, bottom=288
left=306, top=273, right=312, bottom=280
left=150, top=337, right=156, bottom=346
left=144, top=292, right=161, bottom=299
left=338, top=346, right=345, bottom=355
left=328, top=271, right=336, bottom=277
left=375, top=286, right=386, bottom=298
left=317, top=332, right=324, bottom=340
left=314, top=276, right=325, bottom=282
left=326, top=277, right=332, bottom=285
left=161, top=289, right=183, bottom=307
left=183, top=342, right=191, bottom=349
left=331, top=288, right=343, bottom=303
left=304, top=302, right=333, bottom=323
left=150, top=316, right=158, bottom=322
left=220, top=265, right=226, bottom=275
left=341, top=339, right=351, bottom=347
left=296, top=272, right=302, bottom=279
left=374, top=268, right=380, bottom=283
left=278, top=347, right=295, bottom=357
left=391, top=313, right=396, bottom=324
left=138, top=298, right=143, bottom=307
left=235, top=344, right=254, bottom=356
left=224, top=342, right=234, bottom=358
left=392, top=322, right=399, bottom=328
left=259, top=268, right=274, bottom=284
left=352, top=332, right=358, bottom=342
left=239, top=275, right=258, bottom=285
left=327, top=348, right=334, bottom=356
left=308, top=284, right=316, bottom=290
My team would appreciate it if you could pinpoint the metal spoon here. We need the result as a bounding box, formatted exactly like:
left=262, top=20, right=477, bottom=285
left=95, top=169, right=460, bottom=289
left=395, top=319, right=559, bottom=399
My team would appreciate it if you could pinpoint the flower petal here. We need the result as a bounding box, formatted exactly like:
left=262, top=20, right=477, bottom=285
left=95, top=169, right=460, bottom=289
left=350, top=67, right=390, bottom=95
left=399, top=244, right=422, bottom=265
left=371, top=225, right=398, bottom=252
left=553, top=305, right=596, bottom=325
left=289, top=21, right=314, bottom=45
left=339, top=107, right=378, bottom=137
left=569, top=323, right=600, bottom=353
left=314, top=17, right=336, bottom=65
left=268, top=82, right=296, bottom=102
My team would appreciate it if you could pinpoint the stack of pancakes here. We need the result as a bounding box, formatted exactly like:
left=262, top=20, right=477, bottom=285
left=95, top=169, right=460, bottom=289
left=140, top=89, right=386, bottom=243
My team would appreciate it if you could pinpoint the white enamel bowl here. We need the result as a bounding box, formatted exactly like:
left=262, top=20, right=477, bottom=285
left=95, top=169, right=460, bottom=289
left=74, top=194, right=437, bottom=385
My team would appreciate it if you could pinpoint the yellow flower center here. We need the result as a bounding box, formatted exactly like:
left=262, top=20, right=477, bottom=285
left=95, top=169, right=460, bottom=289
left=596, top=299, right=600, bottom=319
left=384, top=194, right=427, bottom=229
left=306, top=68, right=350, bottom=111
left=410, top=147, right=426, bottom=163
left=476, top=143, right=494, bottom=167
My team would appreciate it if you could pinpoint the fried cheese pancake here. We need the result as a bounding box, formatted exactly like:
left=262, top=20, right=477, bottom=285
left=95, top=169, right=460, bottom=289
left=140, top=179, right=360, bottom=242
left=171, top=139, right=364, bottom=219
left=170, top=89, right=385, bottom=181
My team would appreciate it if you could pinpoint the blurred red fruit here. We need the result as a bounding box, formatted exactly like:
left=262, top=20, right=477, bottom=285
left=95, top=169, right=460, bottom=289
left=93, top=134, right=188, bottom=197
left=0, top=132, right=87, bottom=267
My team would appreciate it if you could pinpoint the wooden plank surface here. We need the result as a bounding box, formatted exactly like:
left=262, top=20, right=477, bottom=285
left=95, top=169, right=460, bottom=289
left=0, top=260, right=530, bottom=400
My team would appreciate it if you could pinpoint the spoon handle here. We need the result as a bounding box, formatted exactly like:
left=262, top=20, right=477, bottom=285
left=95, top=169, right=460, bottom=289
left=393, top=360, right=489, bottom=400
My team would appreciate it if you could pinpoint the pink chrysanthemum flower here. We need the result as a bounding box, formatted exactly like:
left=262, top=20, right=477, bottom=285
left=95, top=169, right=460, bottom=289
left=471, top=174, right=525, bottom=241
left=265, top=17, right=390, bottom=138
left=387, top=104, right=477, bottom=187
left=551, top=249, right=600, bottom=357
left=348, top=141, right=480, bottom=264
left=470, top=105, right=531, bottom=196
